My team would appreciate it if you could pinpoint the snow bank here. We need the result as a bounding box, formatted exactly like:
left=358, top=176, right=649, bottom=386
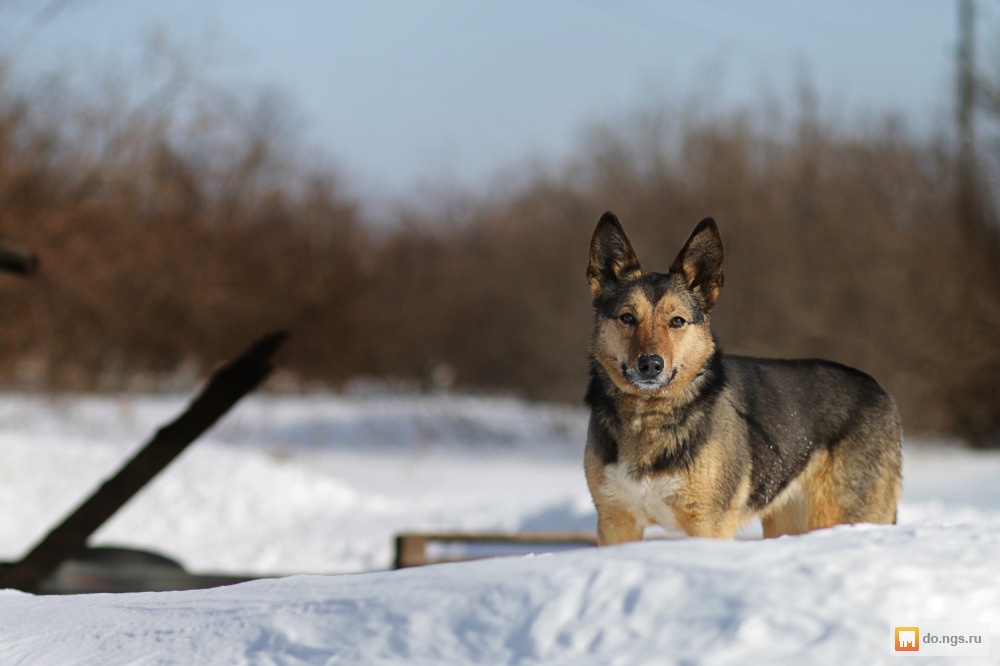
left=0, top=393, right=589, bottom=574
left=1, top=393, right=998, bottom=664
left=1, top=522, right=997, bottom=665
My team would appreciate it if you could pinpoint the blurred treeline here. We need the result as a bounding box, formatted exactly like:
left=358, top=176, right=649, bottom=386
left=1, top=67, right=998, bottom=446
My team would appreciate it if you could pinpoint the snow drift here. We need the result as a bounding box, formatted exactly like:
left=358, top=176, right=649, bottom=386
left=0, top=393, right=998, bottom=664
left=1, top=522, right=997, bottom=665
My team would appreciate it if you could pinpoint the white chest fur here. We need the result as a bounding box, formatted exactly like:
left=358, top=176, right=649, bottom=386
left=600, top=462, right=683, bottom=530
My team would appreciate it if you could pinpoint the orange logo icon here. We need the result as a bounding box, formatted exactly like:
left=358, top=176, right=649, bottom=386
left=895, top=627, right=920, bottom=652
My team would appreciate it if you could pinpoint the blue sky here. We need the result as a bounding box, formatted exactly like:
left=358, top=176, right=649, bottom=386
left=0, top=1, right=971, bottom=202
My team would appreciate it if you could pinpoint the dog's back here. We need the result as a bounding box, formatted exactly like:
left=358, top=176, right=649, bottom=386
left=720, top=355, right=902, bottom=534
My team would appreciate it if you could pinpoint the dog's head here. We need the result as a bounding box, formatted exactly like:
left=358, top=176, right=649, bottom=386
left=587, top=211, right=723, bottom=396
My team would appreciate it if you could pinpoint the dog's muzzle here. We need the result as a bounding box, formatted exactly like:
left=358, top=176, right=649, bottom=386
left=623, top=357, right=676, bottom=390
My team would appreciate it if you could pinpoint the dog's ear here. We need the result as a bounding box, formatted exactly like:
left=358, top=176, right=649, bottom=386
left=588, top=211, right=640, bottom=297
left=670, top=217, right=724, bottom=310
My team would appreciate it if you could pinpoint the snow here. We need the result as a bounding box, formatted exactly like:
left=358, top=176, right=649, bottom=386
left=0, top=393, right=590, bottom=574
left=1, top=392, right=999, bottom=664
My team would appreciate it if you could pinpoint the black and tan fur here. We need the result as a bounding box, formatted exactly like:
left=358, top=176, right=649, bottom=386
left=584, top=212, right=902, bottom=544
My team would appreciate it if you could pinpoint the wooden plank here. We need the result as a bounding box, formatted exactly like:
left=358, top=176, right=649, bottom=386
left=394, top=534, right=429, bottom=569
left=394, top=531, right=599, bottom=568
left=393, top=531, right=763, bottom=568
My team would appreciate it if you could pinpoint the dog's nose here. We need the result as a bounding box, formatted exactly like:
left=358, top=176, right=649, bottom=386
left=637, top=354, right=664, bottom=379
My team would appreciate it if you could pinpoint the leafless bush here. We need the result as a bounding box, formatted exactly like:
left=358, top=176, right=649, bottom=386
left=0, top=57, right=997, bottom=445
left=379, top=100, right=999, bottom=445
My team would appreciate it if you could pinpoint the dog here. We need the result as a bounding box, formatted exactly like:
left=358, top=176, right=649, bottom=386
left=584, top=212, right=902, bottom=544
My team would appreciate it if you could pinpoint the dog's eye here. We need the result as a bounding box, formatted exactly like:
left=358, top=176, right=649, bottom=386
left=669, top=316, right=687, bottom=329
left=619, top=313, right=637, bottom=325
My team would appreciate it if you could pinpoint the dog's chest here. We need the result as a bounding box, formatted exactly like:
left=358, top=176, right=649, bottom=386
left=615, top=402, right=692, bottom=474
left=600, top=461, right=683, bottom=528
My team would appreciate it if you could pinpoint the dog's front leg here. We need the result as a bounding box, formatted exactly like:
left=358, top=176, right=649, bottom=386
left=671, top=504, right=739, bottom=540
left=595, top=503, right=644, bottom=545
